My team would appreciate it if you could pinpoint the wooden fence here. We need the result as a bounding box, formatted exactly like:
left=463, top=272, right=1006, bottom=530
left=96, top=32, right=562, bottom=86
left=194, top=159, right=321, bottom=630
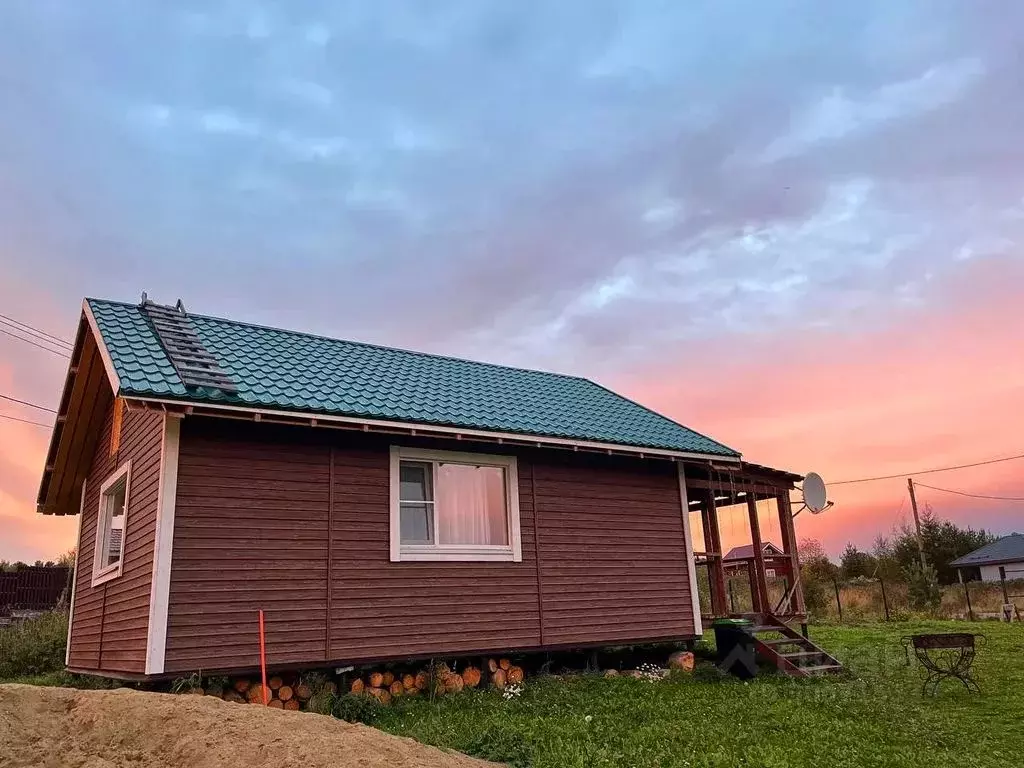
left=0, top=566, right=72, bottom=613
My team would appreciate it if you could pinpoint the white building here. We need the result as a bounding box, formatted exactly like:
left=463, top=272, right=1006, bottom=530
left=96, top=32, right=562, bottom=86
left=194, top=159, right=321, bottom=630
left=951, top=533, right=1024, bottom=583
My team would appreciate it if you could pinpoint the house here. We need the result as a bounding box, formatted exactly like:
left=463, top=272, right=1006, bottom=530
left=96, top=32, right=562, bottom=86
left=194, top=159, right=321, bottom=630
left=950, top=534, right=1024, bottom=583
left=38, top=297, right=807, bottom=680
left=723, top=543, right=792, bottom=581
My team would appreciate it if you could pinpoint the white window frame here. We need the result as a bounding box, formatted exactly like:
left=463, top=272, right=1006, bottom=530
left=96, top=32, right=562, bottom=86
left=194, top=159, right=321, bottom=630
left=389, top=446, right=522, bottom=563
left=91, top=460, right=131, bottom=587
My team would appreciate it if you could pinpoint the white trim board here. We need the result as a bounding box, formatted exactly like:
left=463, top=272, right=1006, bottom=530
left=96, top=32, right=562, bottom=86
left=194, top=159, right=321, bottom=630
left=145, top=414, right=181, bottom=675
left=65, top=479, right=86, bottom=666
left=82, top=300, right=121, bottom=394
left=125, top=395, right=741, bottom=464
left=678, top=464, right=703, bottom=637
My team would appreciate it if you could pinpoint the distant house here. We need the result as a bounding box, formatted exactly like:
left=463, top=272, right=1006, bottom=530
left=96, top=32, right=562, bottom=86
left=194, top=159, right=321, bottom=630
left=950, top=534, right=1024, bottom=583
left=723, top=543, right=792, bottom=581
left=38, top=297, right=806, bottom=680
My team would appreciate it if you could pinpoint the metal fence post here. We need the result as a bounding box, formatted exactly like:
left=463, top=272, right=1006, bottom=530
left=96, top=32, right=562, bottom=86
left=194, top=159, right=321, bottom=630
left=833, top=580, right=843, bottom=623
left=880, top=578, right=890, bottom=621
left=963, top=578, right=974, bottom=622
left=728, top=579, right=736, bottom=613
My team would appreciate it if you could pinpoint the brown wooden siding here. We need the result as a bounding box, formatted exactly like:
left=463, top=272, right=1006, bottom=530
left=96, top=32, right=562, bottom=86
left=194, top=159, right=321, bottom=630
left=165, top=427, right=330, bottom=672
left=163, top=418, right=695, bottom=674
left=68, top=401, right=164, bottom=674
left=534, top=458, right=694, bottom=646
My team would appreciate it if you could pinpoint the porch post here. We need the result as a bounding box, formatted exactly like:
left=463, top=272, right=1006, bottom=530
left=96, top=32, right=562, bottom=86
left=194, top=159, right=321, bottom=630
left=747, top=495, right=770, bottom=614
left=702, top=489, right=728, bottom=616
left=776, top=491, right=805, bottom=615
left=699, top=496, right=717, bottom=615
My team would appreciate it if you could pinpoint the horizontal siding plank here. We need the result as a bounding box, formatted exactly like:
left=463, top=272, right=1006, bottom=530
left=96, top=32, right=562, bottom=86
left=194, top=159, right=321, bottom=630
left=69, top=401, right=164, bottom=676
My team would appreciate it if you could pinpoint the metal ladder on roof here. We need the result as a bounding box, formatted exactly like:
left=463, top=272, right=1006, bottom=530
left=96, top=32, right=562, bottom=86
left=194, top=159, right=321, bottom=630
left=747, top=613, right=844, bottom=677
left=140, top=298, right=237, bottom=393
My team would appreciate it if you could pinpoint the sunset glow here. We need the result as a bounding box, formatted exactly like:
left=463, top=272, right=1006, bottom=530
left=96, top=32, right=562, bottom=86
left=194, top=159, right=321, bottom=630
left=2, top=3, right=1023, bottom=561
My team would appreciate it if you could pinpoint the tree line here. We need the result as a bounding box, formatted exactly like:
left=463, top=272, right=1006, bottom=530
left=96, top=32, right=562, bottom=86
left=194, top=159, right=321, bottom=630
left=798, top=506, right=998, bottom=612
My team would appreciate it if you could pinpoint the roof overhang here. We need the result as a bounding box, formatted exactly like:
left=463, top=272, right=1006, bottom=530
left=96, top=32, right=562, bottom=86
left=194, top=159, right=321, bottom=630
left=36, top=304, right=119, bottom=516
left=121, top=395, right=744, bottom=465
left=952, top=556, right=1024, bottom=568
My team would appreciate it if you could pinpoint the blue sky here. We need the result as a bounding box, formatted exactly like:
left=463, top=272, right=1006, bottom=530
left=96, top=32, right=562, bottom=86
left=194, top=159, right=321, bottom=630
left=2, top=2, right=1023, bottom=560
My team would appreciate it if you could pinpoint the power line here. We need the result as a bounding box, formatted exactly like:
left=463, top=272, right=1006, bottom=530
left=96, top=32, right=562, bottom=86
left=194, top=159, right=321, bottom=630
left=0, top=312, right=72, bottom=348
left=832, top=453, right=1024, bottom=485
left=0, top=326, right=71, bottom=358
left=915, top=482, right=1024, bottom=502
left=0, top=393, right=57, bottom=413
left=0, top=412, right=52, bottom=428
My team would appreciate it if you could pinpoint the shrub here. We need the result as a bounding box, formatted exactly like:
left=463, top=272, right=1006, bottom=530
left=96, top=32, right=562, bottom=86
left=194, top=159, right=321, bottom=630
left=802, top=576, right=832, bottom=620
left=332, top=692, right=383, bottom=724
left=0, top=611, right=68, bottom=679
left=905, top=562, right=941, bottom=612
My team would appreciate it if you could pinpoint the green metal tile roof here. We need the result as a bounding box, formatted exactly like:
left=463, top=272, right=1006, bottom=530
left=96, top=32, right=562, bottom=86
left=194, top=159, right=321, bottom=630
left=86, top=298, right=739, bottom=457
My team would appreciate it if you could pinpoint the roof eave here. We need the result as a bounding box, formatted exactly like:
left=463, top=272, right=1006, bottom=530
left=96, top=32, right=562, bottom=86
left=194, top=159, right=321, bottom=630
left=952, top=556, right=1024, bottom=568
left=82, top=298, right=121, bottom=393
left=36, top=309, right=118, bottom=515
left=121, top=394, right=743, bottom=463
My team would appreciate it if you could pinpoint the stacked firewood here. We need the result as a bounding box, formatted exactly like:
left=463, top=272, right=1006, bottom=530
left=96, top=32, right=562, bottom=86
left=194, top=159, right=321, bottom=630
left=221, top=676, right=337, bottom=710
left=349, top=657, right=524, bottom=703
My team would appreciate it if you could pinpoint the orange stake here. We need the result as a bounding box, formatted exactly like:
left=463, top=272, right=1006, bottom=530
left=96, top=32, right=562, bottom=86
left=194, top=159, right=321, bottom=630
left=258, top=609, right=269, bottom=705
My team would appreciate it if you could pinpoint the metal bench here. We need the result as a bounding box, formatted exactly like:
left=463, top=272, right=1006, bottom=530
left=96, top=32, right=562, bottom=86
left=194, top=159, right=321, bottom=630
left=902, top=633, right=984, bottom=695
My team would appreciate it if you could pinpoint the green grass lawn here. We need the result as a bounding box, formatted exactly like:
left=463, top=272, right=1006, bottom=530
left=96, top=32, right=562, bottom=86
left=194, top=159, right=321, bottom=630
left=374, top=621, right=1024, bottom=768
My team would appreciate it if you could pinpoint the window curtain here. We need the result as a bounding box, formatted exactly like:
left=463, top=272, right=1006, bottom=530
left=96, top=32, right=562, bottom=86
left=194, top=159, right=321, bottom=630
left=437, top=464, right=508, bottom=545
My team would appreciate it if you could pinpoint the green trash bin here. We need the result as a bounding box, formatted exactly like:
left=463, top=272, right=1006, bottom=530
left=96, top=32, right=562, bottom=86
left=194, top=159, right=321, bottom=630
left=713, top=618, right=757, bottom=679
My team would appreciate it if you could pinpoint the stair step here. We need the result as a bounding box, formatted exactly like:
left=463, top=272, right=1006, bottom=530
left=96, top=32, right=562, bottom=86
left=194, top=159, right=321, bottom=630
left=760, top=637, right=808, bottom=646
left=750, top=625, right=787, bottom=633
left=782, top=651, right=828, bottom=659
left=800, top=664, right=843, bottom=674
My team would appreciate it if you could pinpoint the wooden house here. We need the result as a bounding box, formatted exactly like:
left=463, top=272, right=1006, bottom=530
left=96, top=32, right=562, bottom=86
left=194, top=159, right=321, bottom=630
left=723, top=543, right=794, bottom=581
left=39, top=298, right=809, bottom=680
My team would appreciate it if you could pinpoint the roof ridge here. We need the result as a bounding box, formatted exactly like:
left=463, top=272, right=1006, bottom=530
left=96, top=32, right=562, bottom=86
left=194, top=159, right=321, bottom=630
left=88, top=297, right=590, bottom=385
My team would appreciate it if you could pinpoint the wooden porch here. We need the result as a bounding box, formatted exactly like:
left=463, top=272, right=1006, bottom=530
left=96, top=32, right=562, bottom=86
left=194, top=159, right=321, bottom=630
left=684, top=462, right=806, bottom=624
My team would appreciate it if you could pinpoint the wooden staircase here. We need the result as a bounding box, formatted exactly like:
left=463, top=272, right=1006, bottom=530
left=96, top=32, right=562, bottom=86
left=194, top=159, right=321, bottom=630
left=747, top=614, right=844, bottom=677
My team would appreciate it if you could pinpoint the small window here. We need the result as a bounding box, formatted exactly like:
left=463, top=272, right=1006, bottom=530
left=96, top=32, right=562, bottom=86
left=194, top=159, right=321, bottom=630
left=92, top=461, right=131, bottom=586
left=390, top=447, right=521, bottom=562
left=765, top=568, right=776, bottom=579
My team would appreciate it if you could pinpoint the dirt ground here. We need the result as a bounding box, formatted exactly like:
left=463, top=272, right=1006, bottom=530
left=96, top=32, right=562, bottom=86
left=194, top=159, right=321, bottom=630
left=0, top=684, right=498, bottom=768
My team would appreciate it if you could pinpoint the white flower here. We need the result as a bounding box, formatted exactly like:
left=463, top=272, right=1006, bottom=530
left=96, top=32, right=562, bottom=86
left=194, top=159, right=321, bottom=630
left=584, top=715, right=593, bottom=723
left=637, top=663, right=666, bottom=683
left=502, top=683, right=524, bottom=701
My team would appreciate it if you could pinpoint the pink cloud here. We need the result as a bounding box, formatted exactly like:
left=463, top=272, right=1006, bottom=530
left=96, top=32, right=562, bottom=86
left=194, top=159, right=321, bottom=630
left=621, top=256, right=1024, bottom=555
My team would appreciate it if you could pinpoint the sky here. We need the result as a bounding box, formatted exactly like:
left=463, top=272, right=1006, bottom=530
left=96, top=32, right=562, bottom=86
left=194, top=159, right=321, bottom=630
left=1, top=1, right=1022, bottom=562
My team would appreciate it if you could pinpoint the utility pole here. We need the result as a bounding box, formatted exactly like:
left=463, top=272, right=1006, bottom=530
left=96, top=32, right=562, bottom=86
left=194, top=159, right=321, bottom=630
left=907, top=478, right=927, bottom=568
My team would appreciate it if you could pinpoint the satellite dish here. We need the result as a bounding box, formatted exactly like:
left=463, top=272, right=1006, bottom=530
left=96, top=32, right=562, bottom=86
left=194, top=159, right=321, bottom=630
left=803, top=472, right=829, bottom=514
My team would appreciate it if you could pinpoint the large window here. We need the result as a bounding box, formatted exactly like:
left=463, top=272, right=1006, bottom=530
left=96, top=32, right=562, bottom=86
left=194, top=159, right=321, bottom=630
left=92, top=461, right=131, bottom=586
left=389, top=447, right=521, bottom=562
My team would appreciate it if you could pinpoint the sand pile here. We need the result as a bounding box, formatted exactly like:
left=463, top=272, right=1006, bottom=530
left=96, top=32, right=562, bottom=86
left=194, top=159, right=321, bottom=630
left=0, top=684, right=497, bottom=768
